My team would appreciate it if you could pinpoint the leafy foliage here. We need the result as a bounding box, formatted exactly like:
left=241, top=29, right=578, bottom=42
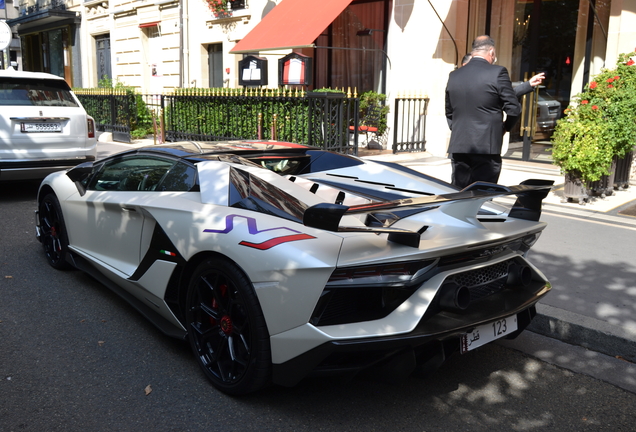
left=111, top=82, right=154, bottom=138
left=312, top=88, right=346, bottom=93
left=205, top=0, right=231, bottom=17
left=359, top=90, right=390, bottom=135
left=77, top=86, right=361, bottom=150
left=552, top=51, right=636, bottom=182
left=75, top=80, right=155, bottom=139
left=98, top=76, right=113, bottom=88
left=163, top=88, right=312, bottom=142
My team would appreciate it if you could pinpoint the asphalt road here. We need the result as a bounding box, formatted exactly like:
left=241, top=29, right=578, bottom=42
left=2, top=178, right=636, bottom=431
left=531, top=210, right=636, bottom=320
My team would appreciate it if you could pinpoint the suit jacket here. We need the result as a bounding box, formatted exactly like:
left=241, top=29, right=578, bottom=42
left=514, top=80, right=533, bottom=98
left=445, top=57, right=521, bottom=154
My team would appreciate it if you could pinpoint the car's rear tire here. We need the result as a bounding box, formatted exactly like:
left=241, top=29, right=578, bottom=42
left=185, top=257, right=271, bottom=395
left=39, top=193, right=72, bottom=270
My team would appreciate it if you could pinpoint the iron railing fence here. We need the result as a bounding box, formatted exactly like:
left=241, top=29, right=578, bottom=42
left=307, top=91, right=358, bottom=154
left=76, top=88, right=361, bottom=154
left=393, top=94, right=430, bottom=153
left=74, top=88, right=430, bottom=155
left=75, top=88, right=135, bottom=143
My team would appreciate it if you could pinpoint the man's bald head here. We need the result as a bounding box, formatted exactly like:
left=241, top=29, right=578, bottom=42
left=471, top=35, right=496, bottom=64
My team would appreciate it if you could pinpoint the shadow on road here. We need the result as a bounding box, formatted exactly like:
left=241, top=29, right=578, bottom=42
left=0, top=179, right=40, bottom=202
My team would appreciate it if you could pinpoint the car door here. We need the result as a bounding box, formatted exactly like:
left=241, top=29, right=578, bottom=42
left=65, top=155, right=174, bottom=276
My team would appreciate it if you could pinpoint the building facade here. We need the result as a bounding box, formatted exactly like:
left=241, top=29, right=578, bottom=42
left=7, top=0, right=636, bottom=159
left=0, top=0, right=21, bottom=70
left=8, top=0, right=84, bottom=86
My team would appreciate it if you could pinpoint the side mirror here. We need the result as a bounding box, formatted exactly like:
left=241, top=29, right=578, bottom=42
left=66, top=162, right=94, bottom=196
left=67, top=162, right=94, bottom=182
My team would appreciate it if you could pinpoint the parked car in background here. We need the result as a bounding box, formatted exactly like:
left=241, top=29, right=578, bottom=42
left=36, top=141, right=553, bottom=395
left=534, top=88, right=562, bottom=137
left=511, top=83, right=562, bottom=140
left=0, top=70, right=96, bottom=181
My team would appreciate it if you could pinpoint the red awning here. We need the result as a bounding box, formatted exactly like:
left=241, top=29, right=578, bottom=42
left=230, top=0, right=353, bottom=54
left=139, top=21, right=159, bottom=28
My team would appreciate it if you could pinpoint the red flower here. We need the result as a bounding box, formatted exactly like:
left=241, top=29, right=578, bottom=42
left=614, top=76, right=620, bottom=80
left=581, top=100, right=589, bottom=104
left=628, top=59, right=635, bottom=66
left=592, top=105, right=599, bottom=110
left=589, top=81, right=597, bottom=89
left=608, top=84, right=613, bottom=88
left=607, top=78, right=614, bottom=83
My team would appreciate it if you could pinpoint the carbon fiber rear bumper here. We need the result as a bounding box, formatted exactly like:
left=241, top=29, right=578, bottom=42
left=272, top=281, right=549, bottom=387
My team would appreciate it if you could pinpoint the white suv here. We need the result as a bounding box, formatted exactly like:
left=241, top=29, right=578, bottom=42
left=0, top=70, right=97, bottom=181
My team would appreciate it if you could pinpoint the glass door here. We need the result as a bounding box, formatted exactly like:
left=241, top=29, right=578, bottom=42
left=504, top=0, right=579, bottom=162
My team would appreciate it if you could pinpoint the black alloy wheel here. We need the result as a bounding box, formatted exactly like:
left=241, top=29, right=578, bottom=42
left=39, top=193, right=71, bottom=270
left=185, top=258, right=271, bottom=395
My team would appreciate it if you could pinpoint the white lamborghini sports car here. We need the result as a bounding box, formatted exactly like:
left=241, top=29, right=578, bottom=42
left=36, top=141, right=553, bottom=395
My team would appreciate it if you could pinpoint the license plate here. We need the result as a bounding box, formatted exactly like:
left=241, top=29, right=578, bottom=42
left=21, top=122, right=62, bottom=133
left=460, top=314, right=518, bottom=354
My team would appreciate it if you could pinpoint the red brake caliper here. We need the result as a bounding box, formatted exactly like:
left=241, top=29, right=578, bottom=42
left=50, top=226, right=60, bottom=251
left=210, top=283, right=232, bottom=335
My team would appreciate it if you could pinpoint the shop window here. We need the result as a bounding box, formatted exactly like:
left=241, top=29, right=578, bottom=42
left=314, top=0, right=388, bottom=94
left=229, top=0, right=246, bottom=10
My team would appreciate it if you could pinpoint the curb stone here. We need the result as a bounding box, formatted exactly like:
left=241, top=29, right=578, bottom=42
left=530, top=304, right=636, bottom=362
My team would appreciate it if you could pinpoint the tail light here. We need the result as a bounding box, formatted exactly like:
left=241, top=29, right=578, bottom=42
left=312, top=259, right=437, bottom=326
left=87, top=117, right=95, bottom=138
left=327, top=259, right=436, bottom=286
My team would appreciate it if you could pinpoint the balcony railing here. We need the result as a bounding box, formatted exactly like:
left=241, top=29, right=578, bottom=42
left=19, top=0, right=67, bottom=16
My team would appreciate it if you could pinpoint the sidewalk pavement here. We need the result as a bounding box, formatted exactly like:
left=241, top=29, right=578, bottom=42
left=98, top=135, right=636, bottom=367
left=360, top=149, right=636, bottom=212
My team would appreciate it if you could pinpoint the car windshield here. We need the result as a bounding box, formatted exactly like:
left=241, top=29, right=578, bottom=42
left=0, top=77, right=79, bottom=107
left=537, top=89, right=557, bottom=102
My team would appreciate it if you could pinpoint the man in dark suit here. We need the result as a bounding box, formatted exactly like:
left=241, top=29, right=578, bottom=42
left=445, top=36, right=521, bottom=188
left=514, top=72, right=545, bottom=97
left=462, top=53, right=545, bottom=96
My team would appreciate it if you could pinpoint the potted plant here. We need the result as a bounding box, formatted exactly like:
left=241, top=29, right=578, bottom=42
left=552, top=50, right=636, bottom=202
left=205, top=0, right=231, bottom=18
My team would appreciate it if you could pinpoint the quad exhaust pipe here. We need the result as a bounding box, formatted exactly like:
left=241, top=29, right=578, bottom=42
left=507, top=264, right=532, bottom=287
left=439, top=264, right=532, bottom=313
left=439, top=282, right=470, bottom=312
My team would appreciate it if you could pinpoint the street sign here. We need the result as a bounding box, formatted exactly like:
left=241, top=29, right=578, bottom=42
left=0, top=21, right=11, bottom=51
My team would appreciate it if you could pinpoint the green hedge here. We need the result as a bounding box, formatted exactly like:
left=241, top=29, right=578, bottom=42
left=163, top=88, right=312, bottom=142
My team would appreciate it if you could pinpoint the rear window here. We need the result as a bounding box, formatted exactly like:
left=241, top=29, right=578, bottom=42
left=0, top=77, right=79, bottom=107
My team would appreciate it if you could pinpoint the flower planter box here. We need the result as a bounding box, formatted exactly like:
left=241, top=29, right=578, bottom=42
left=614, top=149, right=634, bottom=190
left=587, top=160, right=616, bottom=197
left=562, top=163, right=616, bottom=204
left=551, top=51, right=636, bottom=199
left=562, top=172, right=589, bottom=204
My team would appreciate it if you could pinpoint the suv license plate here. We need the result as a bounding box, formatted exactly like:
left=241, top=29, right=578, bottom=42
left=21, top=122, right=62, bottom=133
left=460, top=314, right=518, bottom=354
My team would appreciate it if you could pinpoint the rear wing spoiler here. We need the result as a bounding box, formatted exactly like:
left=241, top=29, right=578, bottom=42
left=303, top=179, right=554, bottom=247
